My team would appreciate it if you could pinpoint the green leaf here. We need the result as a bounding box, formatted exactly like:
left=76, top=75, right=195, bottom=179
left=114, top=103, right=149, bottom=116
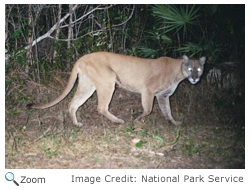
left=135, top=140, right=147, bottom=148
left=126, top=125, right=135, bottom=133
left=176, top=43, right=203, bottom=57
left=138, top=46, right=158, bottom=58
left=152, top=135, right=164, bottom=143
left=10, top=29, right=23, bottom=39
left=161, top=34, right=172, bottom=43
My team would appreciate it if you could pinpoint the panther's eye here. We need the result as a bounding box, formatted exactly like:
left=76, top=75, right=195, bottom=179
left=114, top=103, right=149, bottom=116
left=197, top=68, right=202, bottom=72
left=188, top=67, right=193, bottom=72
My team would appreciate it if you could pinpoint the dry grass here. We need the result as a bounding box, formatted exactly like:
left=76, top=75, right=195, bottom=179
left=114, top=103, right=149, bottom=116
left=5, top=72, right=245, bottom=169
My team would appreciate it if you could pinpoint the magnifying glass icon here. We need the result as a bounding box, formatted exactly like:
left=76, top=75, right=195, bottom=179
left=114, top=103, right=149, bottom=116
left=5, top=172, right=19, bottom=186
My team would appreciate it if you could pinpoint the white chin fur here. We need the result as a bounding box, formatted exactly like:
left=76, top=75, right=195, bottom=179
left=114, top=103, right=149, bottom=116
left=189, top=78, right=199, bottom=84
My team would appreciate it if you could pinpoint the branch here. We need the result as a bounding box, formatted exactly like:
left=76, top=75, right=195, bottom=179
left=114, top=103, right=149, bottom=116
left=60, top=5, right=114, bottom=29
left=23, top=4, right=134, bottom=49
left=48, top=5, right=135, bottom=42
left=48, top=29, right=106, bottom=42
left=111, top=5, right=135, bottom=28
left=24, top=4, right=79, bottom=50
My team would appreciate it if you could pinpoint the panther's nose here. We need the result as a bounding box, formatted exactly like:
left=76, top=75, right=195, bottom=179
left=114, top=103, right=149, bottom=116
left=189, top=77, right=199, bottom=84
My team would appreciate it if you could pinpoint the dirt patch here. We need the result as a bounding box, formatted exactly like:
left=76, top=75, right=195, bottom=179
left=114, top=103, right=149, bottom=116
left=5, top=74, right=245, bottom=169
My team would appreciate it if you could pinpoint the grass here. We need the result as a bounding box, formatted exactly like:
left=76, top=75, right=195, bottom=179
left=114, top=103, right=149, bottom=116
left=5, top=113, right=244, bottom=168
left=5, top=73, right=245, bottom=169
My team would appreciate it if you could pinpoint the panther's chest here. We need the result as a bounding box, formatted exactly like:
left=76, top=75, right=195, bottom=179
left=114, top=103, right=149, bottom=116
left=155, top=82, right=179, bottom=97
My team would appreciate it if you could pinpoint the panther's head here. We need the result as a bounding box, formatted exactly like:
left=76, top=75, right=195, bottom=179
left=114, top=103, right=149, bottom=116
left=182, top=55, right=206, bottom=84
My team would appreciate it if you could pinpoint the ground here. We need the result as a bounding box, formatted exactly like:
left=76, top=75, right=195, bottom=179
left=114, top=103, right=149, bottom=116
left=5, top=74, right=245, bottom=169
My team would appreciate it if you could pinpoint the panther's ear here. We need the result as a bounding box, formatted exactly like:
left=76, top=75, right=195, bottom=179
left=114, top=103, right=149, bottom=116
left=199, top=56, right=206, bottom=65
left=182, top=55, right=189, bottom=63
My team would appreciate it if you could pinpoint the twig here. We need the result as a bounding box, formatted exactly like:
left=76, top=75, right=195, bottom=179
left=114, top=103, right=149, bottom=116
left=32, top=125, right=52, bottom=144
left=111, top=5, right=135, bottom=28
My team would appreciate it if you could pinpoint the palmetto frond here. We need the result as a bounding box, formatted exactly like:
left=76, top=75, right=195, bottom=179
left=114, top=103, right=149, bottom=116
left=152, top=4, right=199, bottom=38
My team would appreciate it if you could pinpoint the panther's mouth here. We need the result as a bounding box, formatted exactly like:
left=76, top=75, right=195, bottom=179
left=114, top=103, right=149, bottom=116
left=188, top=77, right=199, bottom=84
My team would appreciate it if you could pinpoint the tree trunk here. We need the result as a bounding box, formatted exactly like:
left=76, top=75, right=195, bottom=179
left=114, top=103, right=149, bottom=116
left=68, top=4, right=73, bottom=50
left=53, top=4, right=62, bottom=63
left=26, top=4, right=33, bottom=73
left=67, top=4, right=74, bottom=68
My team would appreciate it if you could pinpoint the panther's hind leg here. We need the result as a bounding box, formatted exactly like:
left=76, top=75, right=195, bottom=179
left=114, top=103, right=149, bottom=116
left=69, top=74, right=96, bottom=126
left=96, top=83, right=125, bottom=124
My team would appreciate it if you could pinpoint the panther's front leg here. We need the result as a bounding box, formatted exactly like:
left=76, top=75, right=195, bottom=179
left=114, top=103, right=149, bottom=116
left=156, top=93, right=182, bottom=126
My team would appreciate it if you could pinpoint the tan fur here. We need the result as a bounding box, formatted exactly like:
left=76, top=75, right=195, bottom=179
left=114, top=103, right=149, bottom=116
left=27, top=52, right=205, bottom=126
